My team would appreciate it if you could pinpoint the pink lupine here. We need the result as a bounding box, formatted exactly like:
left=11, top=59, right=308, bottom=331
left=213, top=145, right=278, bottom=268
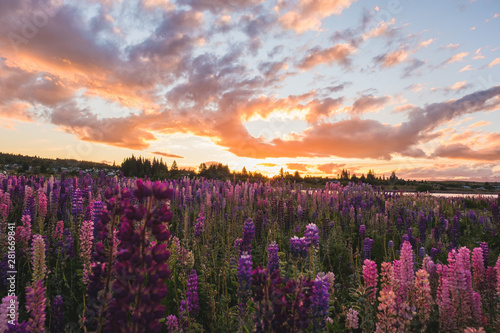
left=375, top=287, right=397, bottom=332
left=437, top=264, right=454, bottom=331
left=363, top=259, right=378, bottom=304
left=397, top=241, right=414, bottom=304
left=472, top=292, right=484, bottom=327
left=16, top=214, right=32, bottom=249
left=463, top=328, right=486, bottom=333
left=26, top=280, right=46, bottom=332
left=79, top=220, right=94, bottom=285
left=37, top=189, right=47, bottom=223
left=413, top=269, right=433, bottom=327
left=380, top=262, right=393, bottom=290
left=346, top=308, right=359, bottom=330
left=0, top=295, right=18, bottom=332
left=53, top=220, right=64, bottom=241
left=472, top=247, right=485, bottom=290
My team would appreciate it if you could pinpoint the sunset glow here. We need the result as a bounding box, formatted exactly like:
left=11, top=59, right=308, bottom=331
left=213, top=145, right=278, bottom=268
left=0, top=0, right=499, bottom=180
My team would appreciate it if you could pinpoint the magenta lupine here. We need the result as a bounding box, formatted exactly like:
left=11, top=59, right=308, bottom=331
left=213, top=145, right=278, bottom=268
left=479, top=242, right=488, bottom=267
left=437, top=264, right=454, bottom=331
left=396, top=241, right=414, bottom=304
left=53, top=220, right=64, bottom=240
left=25, top=280, right=46, bottom=332
left=15, top=215, right=31, bottom=248
left=0, top=296, right=18, bottom=332
left=472, top=247, right=485, bottom=290
left=37, top=189, right=47, bottom=224
left=79, top=220, right=94, bottom=285
left=472, top=292, right=484, bottom=327
left=346, top=308, right=359, bottom=330
left=165, top=314, right=179, bottom=332
left=363, top=259, right=377, bottom=304
left=31, top=234, right=46, bottom=282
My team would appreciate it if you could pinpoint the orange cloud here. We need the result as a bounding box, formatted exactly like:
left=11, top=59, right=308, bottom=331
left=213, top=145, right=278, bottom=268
left=286, top=163, right=308, bottom=171
left=445, top=52, right=468, bottom=64
left=151, top=151, right=184, bottom=158
left=257, top=163, right=278, bottom=167
left=298, top=44, right=356, bottom=70
left=488, top=58, right=500, bottom=68
left=374, top=49, right=409, bottom=67
left=279, top=0, right=357, bottom=33
left=317, top=163, right=345, bottom=174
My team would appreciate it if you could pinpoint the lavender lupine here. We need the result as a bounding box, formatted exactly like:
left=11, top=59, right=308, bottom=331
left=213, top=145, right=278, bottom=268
left=25, top=280, right=46, bottom=332
left=346, top=308, right=359, bottom=330
left=267, top=241, right=280, bottom=274
left=50, top=295, right=64, bottom=333
left=106, top=180, right=173, bottom=333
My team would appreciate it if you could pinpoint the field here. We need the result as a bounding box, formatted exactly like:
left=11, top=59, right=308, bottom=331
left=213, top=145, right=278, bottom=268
left=0, top=172, right=500, bottom=332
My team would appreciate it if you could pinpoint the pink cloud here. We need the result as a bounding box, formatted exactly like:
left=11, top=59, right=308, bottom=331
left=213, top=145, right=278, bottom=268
left=298, top=43, right=356, bottom=70
left=317, top=162, right=345, bottom=174
left=151, top=151, right=184, bottom=158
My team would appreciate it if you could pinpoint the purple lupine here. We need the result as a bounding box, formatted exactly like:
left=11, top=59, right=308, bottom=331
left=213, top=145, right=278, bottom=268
left=480, top=241, right=489, bottom=268
left=237, top=252, right=253, bottom=316
left=50, top=295, right=64, bottom=333
left=194, top=212, right=205, bottom=238
left=312, top=273, right=330, bottom=332
left=430, top=247, right=438, bottom=261
left=105, top=180, right=173, bottom=333
left=241, top=218, right=255, bottom=254
left=491, top=203, right=499, bottom=224
left=451, top=215, right=460, bottom=247
left=185, top=270, right=200, bottom=315
left=363, top=238, right=374, bottom=259
left=71, top=188, right=83, bottom=217
left=359, top=224, right=366, bottom=239
left=388, top=240, right=394, bottom=249
left=304, top=223, right=319, bottom=249
left=268, top=241, right=280, bottom=274
left=290, top=236, right=308, bottom=259
left=419, top=213, right=427, bottom=244
left=419, top=246, right=425, bottom=258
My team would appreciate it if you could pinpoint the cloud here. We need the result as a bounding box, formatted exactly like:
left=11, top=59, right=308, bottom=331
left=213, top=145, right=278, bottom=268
left=394, top=104, right=418, bottom=113
left=445, top=43, right=460, bottom=49
left=279, top=0, right=357, bottom=33
left=432, top=143, right=500, bottom=161
left=485, top=13, right=499, bottom=23
left=488, top=58, right=500, bottom=68
left=458, top=64, right=474, bottom=72
left=445, top=52, right=469, bottom=64
left=418, top=38, right=435, bottom=48
left=445, top=80, right=470, bottom=92
left=151, top=151, right=184, bottom=158
left=298, top=43, right=356, bottom=70
left=286, top=163, right=308, bottom=171
left=317, top=162, right=345, bottom=174
left=468, top=120, right=491, bottom=129
left=398, top=164, right=497, bottom=181
left=350, top=95, right=390, bottom=115
left=374, top=49, right=409, bottom=68
left=257, top=163, right=278, bottom=167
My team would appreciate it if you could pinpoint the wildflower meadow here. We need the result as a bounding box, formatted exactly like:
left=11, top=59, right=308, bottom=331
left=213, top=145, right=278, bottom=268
left=1, top=171, right=500, bottom=332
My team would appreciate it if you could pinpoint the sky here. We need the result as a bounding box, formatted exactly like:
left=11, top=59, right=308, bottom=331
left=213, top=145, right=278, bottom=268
left=0, top=0, right=499, bottom=181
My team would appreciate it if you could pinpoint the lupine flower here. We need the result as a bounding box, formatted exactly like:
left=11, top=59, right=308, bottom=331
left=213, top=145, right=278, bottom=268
left=397, top=241, right=414, bottom=304
left=359, top=224, right=366, bottom=239
left=375, top=287, right=397, bottom=332
left=165, top=315, right=178, bottom=333
left=413, top=269, right=432, bottom=327
left=0, top=296, right=18, bottom=333
left=430, top=247, right=438, bottom=261
left=289, top=236, right=308, bottom=259
left=419, top=246, right=425, bottom=258
left=471, top=247, right=485, bottom=290
left=305, top=223, right=319, bottom=249
left=31, top=235, right=46, bottom=282
left=241, top=218, right=255, bottom=254
left=464, top=328, right=486, bottom=333
left=79, top=220, right=94, bottom=285
left=185, top=270, right=200, bottom=315
left=388, top=240, right=393, bottom=249
left=479, top=242, right=488, bottom=268
left=363, top=237, right=374, bottom=259
left=312, top=273, right=330, bottom=331
left=267, top=241, right=280, bottom=274
left=53, top=220, right=64, bottom=240
left=380, top=262, right=393, bottom=290
left=237, top=252, right=252, bottom=315
left=25, top=280, right=46, bottom=332
left=363, top=259, right=377, bottom=304
left=71, top=188, right=83, bottom=217
left=194, top=211, right=205, bottom=238
left=50, top=295, right=64, bottom=333
left=346, top=308, right=359, bottom=330
left=37, top=190, right=47, bottom=223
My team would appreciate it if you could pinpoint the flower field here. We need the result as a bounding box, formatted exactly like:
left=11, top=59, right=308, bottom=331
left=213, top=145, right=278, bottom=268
left=0, top=172, right=500, bottom=332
